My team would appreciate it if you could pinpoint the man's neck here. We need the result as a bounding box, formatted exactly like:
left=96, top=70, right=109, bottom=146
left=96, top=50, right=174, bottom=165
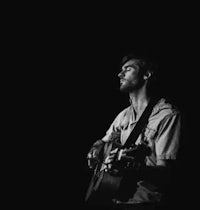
left=129, top=88, right=150, bottom=116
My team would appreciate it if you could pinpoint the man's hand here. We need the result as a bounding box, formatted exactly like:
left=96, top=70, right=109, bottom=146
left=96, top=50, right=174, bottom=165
left=87, top=139, right=105, bottom=169
left=87, top=149, right=99, bottom=169
left=104, top=148, right=118, bottom=170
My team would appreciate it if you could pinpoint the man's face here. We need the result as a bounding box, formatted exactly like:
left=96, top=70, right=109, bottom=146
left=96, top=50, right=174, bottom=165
left=118, top=59, right=145, bottom=92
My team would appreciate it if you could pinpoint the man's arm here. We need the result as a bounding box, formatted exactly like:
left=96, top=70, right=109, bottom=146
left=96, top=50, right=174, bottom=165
left=139, top=111, right=181, bottom=188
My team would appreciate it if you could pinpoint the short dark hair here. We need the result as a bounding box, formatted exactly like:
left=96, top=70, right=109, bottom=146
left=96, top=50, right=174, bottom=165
left=121, top=52, right=157, bottom=75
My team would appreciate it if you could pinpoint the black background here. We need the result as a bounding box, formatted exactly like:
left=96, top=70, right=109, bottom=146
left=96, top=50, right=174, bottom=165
left=17, top=4, right=199, bottom=209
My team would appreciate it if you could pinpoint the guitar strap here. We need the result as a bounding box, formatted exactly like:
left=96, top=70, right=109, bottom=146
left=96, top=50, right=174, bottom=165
left=123, top=96, right=160, bottom=148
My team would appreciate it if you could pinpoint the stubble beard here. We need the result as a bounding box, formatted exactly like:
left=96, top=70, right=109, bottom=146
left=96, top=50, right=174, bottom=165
left=119, top=80, right=145, bottom=93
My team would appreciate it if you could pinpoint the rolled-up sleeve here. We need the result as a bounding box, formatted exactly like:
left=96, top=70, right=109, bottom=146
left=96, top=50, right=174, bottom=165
left=156, top=112, right=181, bottom=160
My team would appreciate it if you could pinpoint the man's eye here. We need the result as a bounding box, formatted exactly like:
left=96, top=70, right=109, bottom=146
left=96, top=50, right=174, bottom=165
left=126, top=67, right=133, bottom=71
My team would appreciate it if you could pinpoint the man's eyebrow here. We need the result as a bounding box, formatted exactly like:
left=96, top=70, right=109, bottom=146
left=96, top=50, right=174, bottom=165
left=122, top=64, right=137, bottom=69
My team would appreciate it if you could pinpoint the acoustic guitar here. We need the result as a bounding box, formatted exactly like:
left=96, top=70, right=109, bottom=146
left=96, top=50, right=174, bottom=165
left=85, top=141, right=151, bottom=205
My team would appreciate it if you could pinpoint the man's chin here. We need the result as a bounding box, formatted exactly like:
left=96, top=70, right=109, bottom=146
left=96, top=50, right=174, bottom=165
left=120, top=86, right=130, bottom=92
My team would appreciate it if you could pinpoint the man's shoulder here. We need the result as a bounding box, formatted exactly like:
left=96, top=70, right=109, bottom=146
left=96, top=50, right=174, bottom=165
left=152, top=98, right=180, bottom=117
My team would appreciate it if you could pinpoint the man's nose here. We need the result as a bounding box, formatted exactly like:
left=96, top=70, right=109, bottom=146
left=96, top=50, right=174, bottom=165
left=118, top=71, right=124, bottom=78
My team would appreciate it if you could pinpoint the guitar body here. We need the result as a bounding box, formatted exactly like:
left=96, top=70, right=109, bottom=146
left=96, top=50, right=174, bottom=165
left=85, top=167, right=123, bottom=205
left=85, top=141, right=147, bottom=205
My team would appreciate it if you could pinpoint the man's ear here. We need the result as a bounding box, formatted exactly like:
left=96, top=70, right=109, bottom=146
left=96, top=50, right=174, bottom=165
left=143, top=71, right=153, bottom=80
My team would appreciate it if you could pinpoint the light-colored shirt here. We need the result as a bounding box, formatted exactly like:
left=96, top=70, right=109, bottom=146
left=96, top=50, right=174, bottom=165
left=101, top=98, right=181, bottom=203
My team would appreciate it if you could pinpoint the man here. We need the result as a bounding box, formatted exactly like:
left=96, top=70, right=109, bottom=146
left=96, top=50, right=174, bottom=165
left=86, top=53, right=181, bottom=210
